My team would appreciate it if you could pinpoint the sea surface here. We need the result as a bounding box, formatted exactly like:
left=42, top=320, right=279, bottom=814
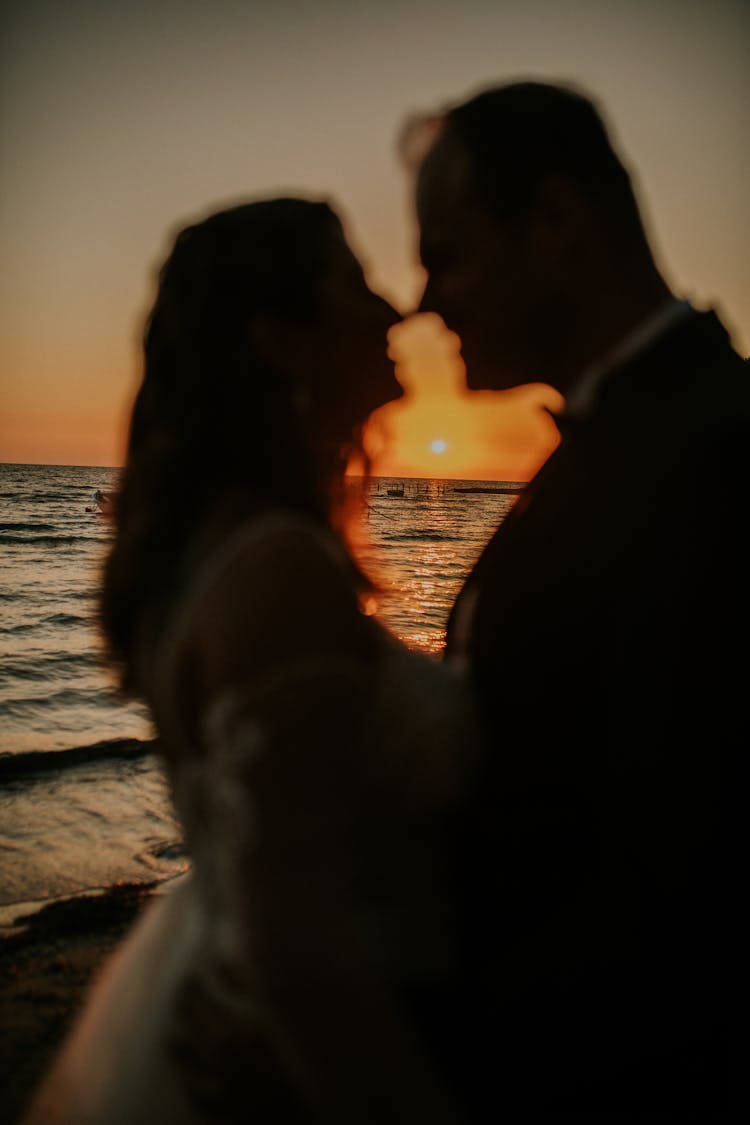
left=0, top=463, right=520, bottom=928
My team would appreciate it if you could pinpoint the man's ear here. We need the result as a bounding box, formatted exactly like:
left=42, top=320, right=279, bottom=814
left=529, top=173, right=588, bottom=259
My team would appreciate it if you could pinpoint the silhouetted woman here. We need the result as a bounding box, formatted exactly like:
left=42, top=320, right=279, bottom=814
left=22, top=198, right=476, bottom=1125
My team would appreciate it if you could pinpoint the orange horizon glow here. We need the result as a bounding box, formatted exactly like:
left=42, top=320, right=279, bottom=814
left=0, top=398, right=130, bottom=469
left=360, top=314, right=563, bottom=482
left=361, top=384, right=562, bottom=481
left=0, top=371, right=562, bottom=480
left=1, top=314, right=564, bottom=479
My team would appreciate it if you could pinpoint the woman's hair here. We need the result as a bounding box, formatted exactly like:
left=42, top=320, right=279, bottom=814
left=101, top=197, right=363, bottom=695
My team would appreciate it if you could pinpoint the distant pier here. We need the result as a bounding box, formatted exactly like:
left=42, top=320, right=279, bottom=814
left=451, top=484, right=526, bottom=494
left=367, top=478, right=527, bottom=499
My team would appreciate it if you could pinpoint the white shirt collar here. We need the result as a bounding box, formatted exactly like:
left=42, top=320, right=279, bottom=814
left=563, top=297, right=694, bottom=420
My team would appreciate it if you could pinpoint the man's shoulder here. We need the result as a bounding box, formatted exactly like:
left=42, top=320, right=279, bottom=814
left=659, top=307, right=747, bottom=388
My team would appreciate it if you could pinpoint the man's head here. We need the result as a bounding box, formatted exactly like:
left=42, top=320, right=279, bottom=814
left=403, top=81, right=663, bottom=394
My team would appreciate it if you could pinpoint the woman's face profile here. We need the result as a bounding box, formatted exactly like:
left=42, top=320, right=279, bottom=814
left=302, top=230, right=403, bottom=442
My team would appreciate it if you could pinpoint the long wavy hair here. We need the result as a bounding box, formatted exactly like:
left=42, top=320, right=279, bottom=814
left=101, top=197, right=366, bottom=697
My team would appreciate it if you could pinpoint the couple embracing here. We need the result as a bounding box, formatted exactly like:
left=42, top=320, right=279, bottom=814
left=24, top=80, right=743, bottom=1124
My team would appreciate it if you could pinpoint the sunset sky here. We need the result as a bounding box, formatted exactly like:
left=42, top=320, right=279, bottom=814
left=1, top=0, right=748, bottom=479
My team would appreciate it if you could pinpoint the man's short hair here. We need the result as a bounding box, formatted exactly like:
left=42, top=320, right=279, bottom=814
left=406, top=80, right=640, bottom=226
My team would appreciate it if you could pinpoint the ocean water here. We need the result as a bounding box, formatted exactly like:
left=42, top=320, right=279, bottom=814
left=0, top=463, right=520, bottom=927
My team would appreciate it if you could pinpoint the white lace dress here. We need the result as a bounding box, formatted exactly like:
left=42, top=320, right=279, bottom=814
left=22, top=514, right=479, bottom=1125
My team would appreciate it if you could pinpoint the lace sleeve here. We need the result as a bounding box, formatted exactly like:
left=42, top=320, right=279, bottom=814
left=185, top=654, right=465, bottom=1125
left=190, top=655, right=369, bottom=983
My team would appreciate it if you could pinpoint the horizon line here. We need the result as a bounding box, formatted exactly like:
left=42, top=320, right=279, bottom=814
left=0, top=460, right=529, bottom=483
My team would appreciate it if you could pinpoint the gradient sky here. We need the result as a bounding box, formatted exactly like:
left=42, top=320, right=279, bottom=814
left=1, top=0, right=748, bottom=477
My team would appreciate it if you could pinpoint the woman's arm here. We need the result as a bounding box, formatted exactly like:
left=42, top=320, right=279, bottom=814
left=182, top=522, right=465, bottom=1123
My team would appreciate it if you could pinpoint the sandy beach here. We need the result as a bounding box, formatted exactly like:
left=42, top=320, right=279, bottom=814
left=0, top=883, right=156, bottom=1125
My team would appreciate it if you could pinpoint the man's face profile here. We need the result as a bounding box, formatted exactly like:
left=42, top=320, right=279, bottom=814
left=415, top=131, right=543, bottom=391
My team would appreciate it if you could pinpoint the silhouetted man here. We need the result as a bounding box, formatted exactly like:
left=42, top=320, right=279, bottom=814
left=400, top=80, right=745, bottom=1118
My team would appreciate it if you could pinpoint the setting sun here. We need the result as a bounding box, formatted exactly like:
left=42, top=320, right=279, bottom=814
left=360, top=314, right=564, bottom=481
left=365, top=387, right=562, bottom=481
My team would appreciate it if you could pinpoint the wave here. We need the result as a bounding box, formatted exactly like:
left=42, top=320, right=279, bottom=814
left=0, top=621, right=39, bottom=635
left=382, top=530, right=462, bottom=542
left=0, top=736, right=159, bottom=780
left=0, top=612, right=90, bottom=635
left=2, top=684, right=124, bottom=714
left=43, top=611, right=90, bottom=626
left=2, top=589, right=101, bottom=605
left=0, top=522, right=57, bottom=532
left=0, top=492, right=81, bottom=502
left=1, top=651, right=101, bottom=681
left=0, top=878, right=170, bottom=941
left=0, top=533, right=98, bottom=547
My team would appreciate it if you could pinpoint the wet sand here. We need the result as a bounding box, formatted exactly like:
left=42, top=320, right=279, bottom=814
left=0, top=883, right=156, bottom=1125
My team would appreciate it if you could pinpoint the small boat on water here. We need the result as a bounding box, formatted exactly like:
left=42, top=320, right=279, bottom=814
left=387, top=486, right=405, bottom=498
left=86, top=489, right=115, bottom=517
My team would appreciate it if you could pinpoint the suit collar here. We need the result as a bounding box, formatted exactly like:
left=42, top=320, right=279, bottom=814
left=560, top=298, right=694, bottom=423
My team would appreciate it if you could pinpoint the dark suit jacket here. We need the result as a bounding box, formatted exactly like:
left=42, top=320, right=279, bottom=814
left=441, top=310, right=747, bottom=1117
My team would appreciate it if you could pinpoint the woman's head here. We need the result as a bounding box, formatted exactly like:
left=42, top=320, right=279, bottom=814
left=132, top=197, right=400, bottom=484
left=103, top=196, right=401, bottom=691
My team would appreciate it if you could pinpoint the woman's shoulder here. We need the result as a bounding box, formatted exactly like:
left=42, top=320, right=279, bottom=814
left=186, top=510, right=351, bottom=604
left=157, top=511, right=375, bottom=707
left=200, top=509, right=368, bottom=634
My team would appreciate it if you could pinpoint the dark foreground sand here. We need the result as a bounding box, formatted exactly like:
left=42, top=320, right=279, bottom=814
left=0, top=883, right=156, bottom=1125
